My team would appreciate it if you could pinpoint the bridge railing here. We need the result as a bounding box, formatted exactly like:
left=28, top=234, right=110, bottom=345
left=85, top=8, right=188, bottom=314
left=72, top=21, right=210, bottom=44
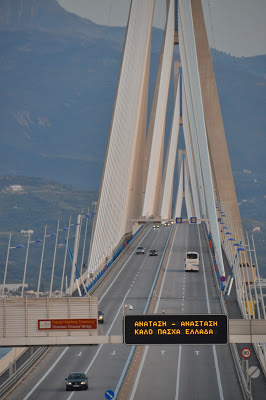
left=85, top=224, right=146, bottom=295
left=0, top=212, right=96, bottom=298
left=204, top=216, right=266, bottom=379
left=203, top=223, right=252, bottom=399
left=0, top=347, right=49, bottom=400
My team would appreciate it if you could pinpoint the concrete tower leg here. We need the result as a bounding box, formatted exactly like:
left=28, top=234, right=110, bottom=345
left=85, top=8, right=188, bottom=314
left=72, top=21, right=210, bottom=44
left=190, top=0, right=243, bottom=239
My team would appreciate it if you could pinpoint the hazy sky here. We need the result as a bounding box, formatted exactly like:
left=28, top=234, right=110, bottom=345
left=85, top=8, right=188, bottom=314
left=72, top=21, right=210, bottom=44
left=57, top=0, right=266, bottom=57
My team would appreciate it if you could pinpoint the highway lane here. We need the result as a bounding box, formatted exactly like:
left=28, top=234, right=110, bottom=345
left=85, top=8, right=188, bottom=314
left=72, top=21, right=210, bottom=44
left=126, top=223, right=244, bottom=400
left=6, top=223, right=245, bottom=400
left=6, top=224, right=173, bottom=400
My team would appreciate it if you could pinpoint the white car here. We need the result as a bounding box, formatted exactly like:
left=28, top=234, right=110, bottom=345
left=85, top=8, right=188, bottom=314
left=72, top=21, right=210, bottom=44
left=136, top=246, right=145, bottom=254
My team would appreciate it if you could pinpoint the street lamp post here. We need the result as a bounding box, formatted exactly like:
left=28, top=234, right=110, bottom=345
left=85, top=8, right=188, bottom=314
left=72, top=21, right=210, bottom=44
left=2, top=233, right=12, bottom=297
left=37, top=222, right=63, bottom=297
left=123, top=304, right=133, bottom=317
left=21, top=234, right=43, bottom=297
left=80, top=211, right=92, bottom=277
left=37, top=225, right=47, bottom=297
left=49, top=220, right=60, bottom=297
left=21, top=233, right=31, bottom=297
left=60, top=216, right=71, bottom=297
left=1, top=233, right=25, bottom=297
left=69, top=215, right=82, bottom=296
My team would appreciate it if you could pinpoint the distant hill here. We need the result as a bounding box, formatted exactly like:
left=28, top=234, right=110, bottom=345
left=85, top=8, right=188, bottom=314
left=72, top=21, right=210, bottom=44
left=0, top=175, right=264, bottom=283
left=0, top=0, right=265, bottom=278
left=0, top=175, right=97, bottom=232
left=233, top=171, right=266, bottom=278
left=211, top=51, right=266, bottom=175
left=0, top=175, right=97, bottom=290
left=0, top=0, right=264, bottom=191
left=0, top=0, right=127, bottom=190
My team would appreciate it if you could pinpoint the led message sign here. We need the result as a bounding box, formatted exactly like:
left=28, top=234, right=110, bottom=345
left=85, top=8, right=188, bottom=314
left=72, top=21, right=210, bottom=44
left=124, top=314, right=228, bottom=345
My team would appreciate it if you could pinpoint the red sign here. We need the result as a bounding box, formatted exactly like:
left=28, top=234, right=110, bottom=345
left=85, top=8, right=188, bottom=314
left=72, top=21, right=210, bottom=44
left=38, top=319, right=97, bottom=330
left=241, top=348, right=252, bottom=358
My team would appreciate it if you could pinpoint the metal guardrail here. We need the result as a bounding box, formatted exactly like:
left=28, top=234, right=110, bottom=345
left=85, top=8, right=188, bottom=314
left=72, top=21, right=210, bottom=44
left=88, top=224, right=148, bottom=295
left=230, top=342, right=251, bottom=400
left=0, top=347, right=49, bottom=400
left=115, top=224, right=176, bottom=399
left=203, top=224, right=252, bottom=400
left=0, top=224, right=149, bottom=398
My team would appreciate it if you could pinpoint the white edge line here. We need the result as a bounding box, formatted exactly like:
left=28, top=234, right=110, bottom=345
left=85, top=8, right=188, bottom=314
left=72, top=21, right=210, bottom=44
left=22, top=228, right=150, bottom=400
left=129, top=227, right=178, bottom=399
left=197, top=224, right=224, bottom=400
left=99, top=226, right=153, bottom=304
left=175, top=345, right=182, bottom=400
left=23, top=347, right=69, bottom=400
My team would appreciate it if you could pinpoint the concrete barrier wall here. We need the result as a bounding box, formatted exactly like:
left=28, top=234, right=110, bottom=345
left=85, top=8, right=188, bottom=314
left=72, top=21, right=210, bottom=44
left=0, top=348, right=27, bottom=375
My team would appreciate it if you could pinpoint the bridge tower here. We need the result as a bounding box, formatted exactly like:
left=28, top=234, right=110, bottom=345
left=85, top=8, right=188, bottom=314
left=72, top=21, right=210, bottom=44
left=190, top=0, right=243, bottom=239
left=85, top=0, right=246, bottom=284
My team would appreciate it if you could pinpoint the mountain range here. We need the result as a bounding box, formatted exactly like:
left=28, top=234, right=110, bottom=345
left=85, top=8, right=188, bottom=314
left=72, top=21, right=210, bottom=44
left=0, top=0, right=265, bottom=191
left=0, top=0, right=265, bottom=276
left=0, top=0, right=266, bottom=190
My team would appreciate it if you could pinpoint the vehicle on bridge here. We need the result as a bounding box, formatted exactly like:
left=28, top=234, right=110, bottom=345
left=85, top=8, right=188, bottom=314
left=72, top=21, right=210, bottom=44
left=98, top=310, right=104, bottom=323
left=65, top=372, right=88, bottom=391
left=185, top=252, right=199, bottom=271
left=149, top=249, right=158, bottom=256
left=136, top=246, right=145, bottom=254
left=164, top=221, right=171, bottom=226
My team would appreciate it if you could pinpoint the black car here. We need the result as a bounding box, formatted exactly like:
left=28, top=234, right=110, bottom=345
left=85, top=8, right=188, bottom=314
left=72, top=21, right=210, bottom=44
left=65, top=372, right=88, bottom=391
left=149, top=249, right=158, bottom=256
left=98, top=310, right=104, bottom=324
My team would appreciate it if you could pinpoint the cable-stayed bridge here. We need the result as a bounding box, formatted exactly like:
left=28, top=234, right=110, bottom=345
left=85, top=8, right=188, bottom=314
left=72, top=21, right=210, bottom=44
left=0, top=1, right=265, bottom=399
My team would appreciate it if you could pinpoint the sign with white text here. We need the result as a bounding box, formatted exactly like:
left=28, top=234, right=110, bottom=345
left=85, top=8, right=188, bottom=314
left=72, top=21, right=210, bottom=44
left=38, top=319, right=97, bottom=330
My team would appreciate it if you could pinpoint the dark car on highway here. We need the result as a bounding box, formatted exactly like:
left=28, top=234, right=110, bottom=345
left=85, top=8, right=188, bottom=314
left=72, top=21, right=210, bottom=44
left=149, top=249, right=158, bottom=256
left=65, top=372, right=88, bottom=391
left=98, top=310, right=104, bottom=324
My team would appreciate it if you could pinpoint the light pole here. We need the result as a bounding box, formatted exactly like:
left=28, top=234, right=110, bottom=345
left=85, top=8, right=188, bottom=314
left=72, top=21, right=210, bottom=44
left=37, top=224, right=64, bottom=297
left=60, top=217, right=71, bottom=297
left=69, top=215, right=82, bottom=296
left=123, top=304, right=133, bottom=317
left=80, top=211, right=95, bottom=276
left=21, top=234, right=43, bottom=297
left=1, top=233, right=25, bottom=297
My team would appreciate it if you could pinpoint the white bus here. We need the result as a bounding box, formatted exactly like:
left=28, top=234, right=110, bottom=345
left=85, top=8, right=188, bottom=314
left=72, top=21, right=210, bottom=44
left=185, top=252, right=199, bottom=271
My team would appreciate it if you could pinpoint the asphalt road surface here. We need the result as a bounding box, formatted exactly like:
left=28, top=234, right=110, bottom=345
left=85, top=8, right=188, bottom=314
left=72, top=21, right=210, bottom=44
left=6, top=223, right=244, bottom=400
left=126, top=223, right=243, bottom=400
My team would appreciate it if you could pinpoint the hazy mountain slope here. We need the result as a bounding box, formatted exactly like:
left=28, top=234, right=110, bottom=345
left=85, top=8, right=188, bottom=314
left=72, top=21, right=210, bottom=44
left=212, top=51, right=266, bottom=174
left=0, top=0, right=126, bottom=189
left=0, top=0, right=265, bottom=278
left=0, top=0, right=265, bottom=191
left=0, top=175, right=97, bottom=289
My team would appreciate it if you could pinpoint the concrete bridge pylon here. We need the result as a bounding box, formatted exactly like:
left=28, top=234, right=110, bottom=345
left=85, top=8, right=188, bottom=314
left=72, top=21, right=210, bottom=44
left=190, top=0, right=244, bottom=240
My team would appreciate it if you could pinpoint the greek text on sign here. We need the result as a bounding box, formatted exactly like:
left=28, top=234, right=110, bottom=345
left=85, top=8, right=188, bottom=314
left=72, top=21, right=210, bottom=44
left=124, top=314, right=228, bottom=345
left=38, top=319, right=97, bottom=330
